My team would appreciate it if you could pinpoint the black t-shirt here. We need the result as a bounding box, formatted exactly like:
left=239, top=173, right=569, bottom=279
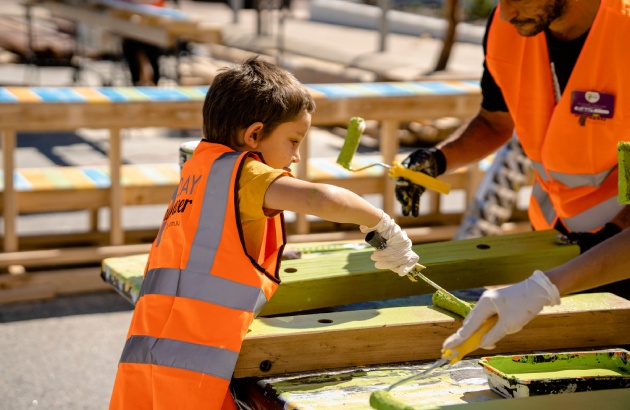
left=481, top=8, right=590, bottom=112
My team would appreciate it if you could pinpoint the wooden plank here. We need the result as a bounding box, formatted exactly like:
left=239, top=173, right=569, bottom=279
left=99, top=230, right=576, bottom=312
left=261, top=230, right=578, bottom=316
left=0, top=266, right=111, bottom=304
left=233, top=359, right=630, bottom=409
left=1, top=129, right=17, bottom=252
left=235, top=292, right=630, bottom=377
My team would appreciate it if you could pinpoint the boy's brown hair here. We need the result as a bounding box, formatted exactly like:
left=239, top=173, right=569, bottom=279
left=202, top=56, right=316, bottom=149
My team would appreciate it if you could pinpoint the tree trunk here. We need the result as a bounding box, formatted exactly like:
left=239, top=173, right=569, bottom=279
left=433, top=0, right=459, bottom=72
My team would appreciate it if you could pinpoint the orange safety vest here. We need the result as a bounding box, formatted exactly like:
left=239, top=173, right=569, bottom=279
left=109, top=142, right=285, bottom=410
left=486, top=0, right=630, bottom=232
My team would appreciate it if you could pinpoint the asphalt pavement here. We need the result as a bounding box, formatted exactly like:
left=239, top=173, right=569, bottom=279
left=0, top=1, right=485, bottom=408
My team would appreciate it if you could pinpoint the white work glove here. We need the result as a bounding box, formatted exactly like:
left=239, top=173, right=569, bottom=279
left=442, top=270, right=560, bottom=351
left=360, top=211, right=419, bottom=276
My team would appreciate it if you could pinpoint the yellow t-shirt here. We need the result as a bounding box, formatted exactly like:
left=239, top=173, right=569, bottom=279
left=238, top=157, right=292, bottom=261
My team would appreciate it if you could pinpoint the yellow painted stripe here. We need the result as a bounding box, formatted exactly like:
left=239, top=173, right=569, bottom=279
left=445, top=80, right=481, bottom=92
left=19, top=169, right=57, bottom=190
left=73, top=88, right=112, bottom=103
left=306, top=87, right=327, bottom=98
left=395, top=83, right=432, bottom=94
left=121, top=165, right=152, bottom=186
left=58, top=167, right=99, bottom=188
left=114, top=88, right=151, bottom=101
left=5, top=88, right=42, bottom=102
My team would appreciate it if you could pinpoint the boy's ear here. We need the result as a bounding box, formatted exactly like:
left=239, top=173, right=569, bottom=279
left=242, top=122, right=264, bottom=149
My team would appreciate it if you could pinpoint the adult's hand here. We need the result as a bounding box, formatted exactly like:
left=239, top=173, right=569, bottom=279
left=395, top=148, right=446, bottom=217
left=442, top=270, right=560, bottom=351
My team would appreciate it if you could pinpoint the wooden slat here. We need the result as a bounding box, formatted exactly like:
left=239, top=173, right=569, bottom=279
left=235, top=292, right=630, bottom=377
left=261, top=230, right=578, bottom=316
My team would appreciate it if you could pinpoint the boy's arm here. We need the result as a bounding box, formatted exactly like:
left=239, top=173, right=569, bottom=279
left=265, top=176, right=419, bottom=276
left=264, top=176, right=383, bottom=227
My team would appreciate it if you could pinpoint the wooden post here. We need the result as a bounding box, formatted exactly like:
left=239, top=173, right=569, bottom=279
left=380, top=120, right=399, bottom=218
left=2, top=129, right=18, bottom=252
left=109, top=128, right=124, bottom=246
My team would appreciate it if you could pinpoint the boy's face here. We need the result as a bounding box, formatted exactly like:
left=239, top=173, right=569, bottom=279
left=252, top=111, right=311, bottom=171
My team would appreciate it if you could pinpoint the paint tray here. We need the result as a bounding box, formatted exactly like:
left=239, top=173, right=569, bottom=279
left=479, top=349, right=630, bottom=398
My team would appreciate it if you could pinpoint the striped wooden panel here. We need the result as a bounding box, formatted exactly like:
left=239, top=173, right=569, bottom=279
left=0, top=81, right=480, bottom=105
left=0, top=164, right=180, bottom=191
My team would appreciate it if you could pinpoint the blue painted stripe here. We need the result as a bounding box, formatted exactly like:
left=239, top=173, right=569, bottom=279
left=14, top=172, right=33, bottom=190
left=81, top=168, right=111, bottom=188
left=95, top=88, right=130, bottom=102
left=357, top=82, right=417, bottom=96
left=306, top=84, right=365, bottom=99
left=0, top=89, right=18, bottom=102
left=135, top=87, right=191, bottom=101
left=31, top=88, right=86, bottom=102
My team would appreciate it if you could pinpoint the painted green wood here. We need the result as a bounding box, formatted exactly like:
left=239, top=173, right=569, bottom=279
left=234, top=345, right=630, bottom=408
left=101, top=230, right=578, bottom=315
left=235, top=293, right=630, bottom=377
left=263, top=230, right=578, bottom=316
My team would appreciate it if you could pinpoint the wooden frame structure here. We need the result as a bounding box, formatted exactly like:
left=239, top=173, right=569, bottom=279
left=0, top=81, right=482, bottom=260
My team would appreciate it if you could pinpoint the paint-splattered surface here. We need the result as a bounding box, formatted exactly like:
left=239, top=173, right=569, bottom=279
left=480, top=349, right=630, bottom=398
left=237, top=358, right=501, bottom=409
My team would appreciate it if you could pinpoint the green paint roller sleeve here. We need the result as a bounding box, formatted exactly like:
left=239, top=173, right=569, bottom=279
left=336, top=117, right=366, bottom=170
left=369, top=390, right=416, bottom=410
left=432, top=289, right=474, bottom=318
left=619, top=142, right=630, bottom=204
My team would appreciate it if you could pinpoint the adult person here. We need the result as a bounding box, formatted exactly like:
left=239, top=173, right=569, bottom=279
left=443, top=227, right=630, bottom=352
left=120, top=0, right=166, bottom=85
left=395, top=0, right=630, bottom=254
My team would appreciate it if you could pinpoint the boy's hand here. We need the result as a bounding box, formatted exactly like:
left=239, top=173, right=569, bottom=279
left=360, top=212, right=419, bottom=276
left=442, top=270, right=560, bottom=350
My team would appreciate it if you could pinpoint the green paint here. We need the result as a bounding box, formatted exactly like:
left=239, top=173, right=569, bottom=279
left=619, top=142, right=630, bottom=204
left=369, top=390, right=416, bottom=410
left=480, top=350, right=630, bottom=380
left=336, top=117, right=366, bottom=170
left=431, top=289, right=474, bottom=318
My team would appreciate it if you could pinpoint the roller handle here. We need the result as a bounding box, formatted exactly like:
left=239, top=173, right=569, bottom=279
left=389, top=161, right=451, bottom=195
left=365, top=230, right=387, bottom=250
left=442, top=315, right=498, bottom=365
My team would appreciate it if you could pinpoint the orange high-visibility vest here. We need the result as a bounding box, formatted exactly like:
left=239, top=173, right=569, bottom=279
left=486, top=0, right=630, bottom=232
left=109, top=142, right=285, bottom=410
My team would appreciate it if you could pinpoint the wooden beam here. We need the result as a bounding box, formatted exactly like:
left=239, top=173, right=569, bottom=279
left=261, top=230, right=578, bottom=316
left=99, top=230, right=575, bottom=311
left=235, top=292, right=630, bottom=377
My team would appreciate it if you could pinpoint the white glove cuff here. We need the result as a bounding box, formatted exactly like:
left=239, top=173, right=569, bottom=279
left=359, top=210, right=388, bottom=234
left=531, top=270, right=561, bottom=306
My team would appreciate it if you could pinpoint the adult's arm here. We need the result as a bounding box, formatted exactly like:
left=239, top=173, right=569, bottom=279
left=437, top=108, right=515, bottom=173
left=547, top=227, right=630, bottom=295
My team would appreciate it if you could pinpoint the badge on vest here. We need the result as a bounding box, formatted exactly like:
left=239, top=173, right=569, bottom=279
left=571, top=91, right=614, bottom=125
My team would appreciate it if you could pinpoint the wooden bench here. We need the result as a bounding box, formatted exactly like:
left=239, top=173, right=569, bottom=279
left=0, top=80, right=483, bottom=263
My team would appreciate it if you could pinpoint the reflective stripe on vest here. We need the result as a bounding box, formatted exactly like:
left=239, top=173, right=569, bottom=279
left=531, top=180, right=556, bottom=227
left=120, top=335, right=238, bottom=381
left=531, top=160, right=617, bottom=189
left=141, top=267, right=268, bottom=314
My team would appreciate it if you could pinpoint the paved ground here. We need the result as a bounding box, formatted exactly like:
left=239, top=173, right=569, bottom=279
left=0, top=1, right=486, bottom=408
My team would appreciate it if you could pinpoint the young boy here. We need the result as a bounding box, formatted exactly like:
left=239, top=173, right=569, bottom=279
left=109, top=56, right=419, bottom=410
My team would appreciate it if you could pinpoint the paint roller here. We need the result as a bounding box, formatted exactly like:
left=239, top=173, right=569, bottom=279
left=369, top=315, right=498, bottom=410
left=366, top=231, right=474, bottom=318
left=336, top=117, right=451, bottom=195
